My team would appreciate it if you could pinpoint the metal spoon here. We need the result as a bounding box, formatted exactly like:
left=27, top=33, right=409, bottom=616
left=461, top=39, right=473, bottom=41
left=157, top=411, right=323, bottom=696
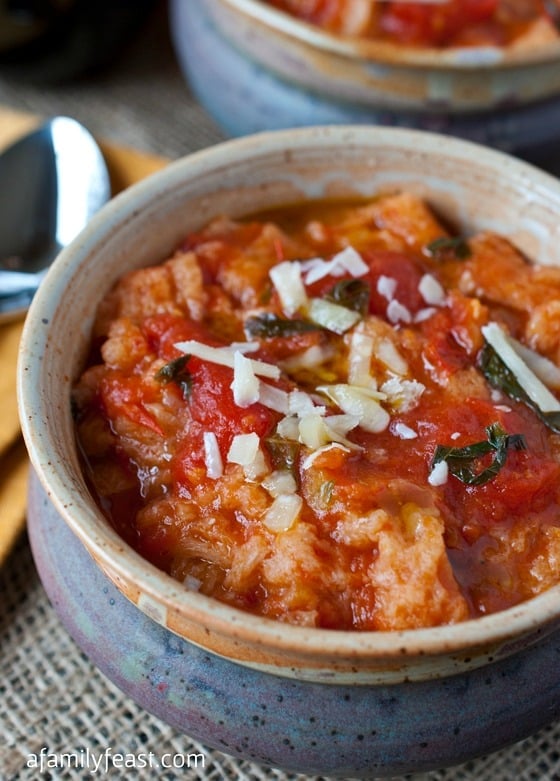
left=0, top=116, right=111, bottom=321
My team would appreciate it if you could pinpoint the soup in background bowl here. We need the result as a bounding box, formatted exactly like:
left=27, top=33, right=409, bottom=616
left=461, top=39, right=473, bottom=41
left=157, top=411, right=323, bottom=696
left=170, top=0, right=560, bottom=153
left=264, top=0, right=560, bottom=50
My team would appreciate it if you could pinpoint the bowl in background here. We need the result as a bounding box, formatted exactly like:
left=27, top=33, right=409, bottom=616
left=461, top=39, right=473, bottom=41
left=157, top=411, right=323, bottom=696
left=18, top=126, right=560, bottom=775
left=169, top=0, right=560, bottom=158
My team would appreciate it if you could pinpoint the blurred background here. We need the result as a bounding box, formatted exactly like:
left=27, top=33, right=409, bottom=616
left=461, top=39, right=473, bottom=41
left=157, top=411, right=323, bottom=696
left=0, top=0, right=225, bottom=158
left=0, top=0, right=559, bottom=169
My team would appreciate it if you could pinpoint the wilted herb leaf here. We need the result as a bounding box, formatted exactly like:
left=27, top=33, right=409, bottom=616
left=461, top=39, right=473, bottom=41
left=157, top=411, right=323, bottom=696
left=245, top=313, right=319, bottom=339
left=478, top=343, right=560, bottom=433
left=432, top=422, right=526, bottom=487
left=264, top=435, right=301, bottom=473
left=156, top=355, right=193, bottom=400
left=326, top=279, right=370, bottom=315
left=426, top=236, right=472, bottom=260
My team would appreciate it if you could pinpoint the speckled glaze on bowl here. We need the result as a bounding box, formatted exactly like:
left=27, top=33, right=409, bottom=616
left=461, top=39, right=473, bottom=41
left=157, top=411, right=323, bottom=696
left=169, top=0, right=560, bottom=153
left=26, top=470, right=560, bottom=777
left=17, top=127, right=560, bottom=690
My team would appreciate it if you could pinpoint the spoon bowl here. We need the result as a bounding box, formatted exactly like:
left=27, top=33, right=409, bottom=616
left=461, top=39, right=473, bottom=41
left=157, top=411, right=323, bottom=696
left=0, top=116, right=110, bottom=322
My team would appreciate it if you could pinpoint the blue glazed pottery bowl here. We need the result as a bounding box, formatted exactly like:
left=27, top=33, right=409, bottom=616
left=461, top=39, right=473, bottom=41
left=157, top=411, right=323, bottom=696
left=169, top=0, right=560, bottom=154
left=27, top=470, right=560, bottom=777
left=17, top=126, right=560, bottom=775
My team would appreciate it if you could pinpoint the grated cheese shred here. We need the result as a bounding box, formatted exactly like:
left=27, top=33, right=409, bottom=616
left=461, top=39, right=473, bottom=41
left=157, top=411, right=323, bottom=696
left=428, top=460, right=449, bottom=486
left=203, top=431, right=223, bottom=479
left=301, top=246, right=368, bottom=284
left=231, top=350, right=260, bottom=408
left=262, top=494, right=303, bottom=532
left=481, top=322, right=560, bottom=414
left=269, top=260, right=308, bottom=315
left=175, top=339, right=280, bottom=379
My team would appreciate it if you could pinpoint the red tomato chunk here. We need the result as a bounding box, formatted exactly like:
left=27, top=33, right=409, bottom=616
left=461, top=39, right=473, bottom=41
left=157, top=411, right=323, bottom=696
left=73, top=193, right=560, bottom=630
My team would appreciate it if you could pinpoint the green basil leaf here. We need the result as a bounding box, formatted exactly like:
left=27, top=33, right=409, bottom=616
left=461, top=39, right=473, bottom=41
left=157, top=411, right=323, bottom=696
left=478, top=343, right=560, bottom=434
left=264, top=435, right=301, bottom=473
left=156, top=354, right=193, bottom=400
left=542, top=411, right=560, bottom=431
left=426, top=236, right=472, bottom=260
left=245, top=313, right=320, bottom=339
left=431, top=422, right=527, bottom=487
left=325, top=278, right=370, bottom=315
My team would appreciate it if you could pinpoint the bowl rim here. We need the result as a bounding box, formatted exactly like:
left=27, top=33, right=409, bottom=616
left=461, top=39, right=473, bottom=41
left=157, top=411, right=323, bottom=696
left=17, top=124, right=560, bottom=670
left=219, top=0, right=560, bottom=69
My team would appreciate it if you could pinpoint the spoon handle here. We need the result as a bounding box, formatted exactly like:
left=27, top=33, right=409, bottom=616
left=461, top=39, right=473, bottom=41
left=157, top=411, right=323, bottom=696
left=0, top=269, right=44, bottom=298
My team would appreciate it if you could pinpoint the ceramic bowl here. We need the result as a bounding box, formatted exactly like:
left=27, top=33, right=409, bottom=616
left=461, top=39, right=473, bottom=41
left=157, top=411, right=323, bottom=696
left=18, top=126, right=560, bottom=775
left=169, top=0, right=560, bottom=156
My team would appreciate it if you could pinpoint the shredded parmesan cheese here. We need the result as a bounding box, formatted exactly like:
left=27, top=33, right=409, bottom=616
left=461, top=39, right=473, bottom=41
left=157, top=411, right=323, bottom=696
left=289, top=390, right=324, bottom=417
left=244, top=448, right=268, bottom=481
left=380, top=377, right=425, bottom=412
left=262, top=493, right=302, bottom=532
left=174, top=340, right=280, bottom=379
left=419, top=274, right=446, bottom=307
left=509, top=336, right=560, bottom=391
left=301, top=246, right=368, bottom=284
left=276, top=415, right=300, bottom=440
left=229, top=341, right=260, bottom=354
left=231, top=350, right=260, bottom=408
left=348, top=330, right=376, bottom=389
left=387, top=299, right=412, bottom=325
left=227, top=433, right=260, bottom=465
left=390, top=421, right=418, bottom=440
left=317, top=384, right=390, bottom=433
left=377, top=275, right=397, bottom=301
left=414, top=307, right=437, bottom=323
left=261, top=469, right=297, bottom=497
left=307, top=298, right=361, bottom=334
left=325, top=413, right=362, bottom=437
left=428, top=460, right=449, bottom=486
left=376, top=337, right=408, bottom=376
left=227, top=433, right=268, bottom=480
left=298, top=412, right=360, bottom=450
left=258, top=382, right=290, bottom=414
left=203, top=431, right=223, bottom=479
left=279, top=344, right=332, bottom=374
left=269, top=260, right=308, bottom=315
left=482, top=322, right=560, bottom=414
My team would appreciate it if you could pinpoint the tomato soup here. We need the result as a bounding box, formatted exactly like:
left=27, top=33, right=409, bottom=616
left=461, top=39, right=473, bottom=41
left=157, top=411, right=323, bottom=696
left=73, top=193, right=560, bottom=630
left=266, top=0, right=559, bottom=49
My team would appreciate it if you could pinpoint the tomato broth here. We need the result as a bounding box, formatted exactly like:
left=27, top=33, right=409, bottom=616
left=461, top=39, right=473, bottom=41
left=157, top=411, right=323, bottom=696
left=266, top=0, right=558, bottom=49
left=73, top=192, right=560, bottom=630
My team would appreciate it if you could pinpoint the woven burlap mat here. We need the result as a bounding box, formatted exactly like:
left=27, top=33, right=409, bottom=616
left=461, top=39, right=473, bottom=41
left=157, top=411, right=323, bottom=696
left=1, top=4, right=560, bottom=780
